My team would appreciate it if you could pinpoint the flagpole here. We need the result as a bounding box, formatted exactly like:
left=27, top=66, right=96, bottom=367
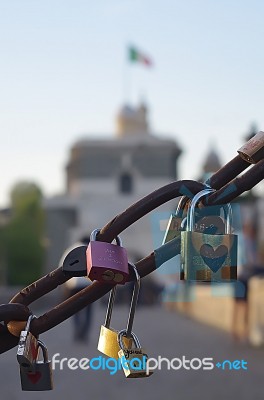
left=123, top=45, right=131, bottom=104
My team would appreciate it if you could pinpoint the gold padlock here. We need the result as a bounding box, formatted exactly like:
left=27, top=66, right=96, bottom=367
left=118, top=330, right=153, bottom=378
left=97, top=285, right=132, bottom=359
left=117, top=263, right=153, bottom=378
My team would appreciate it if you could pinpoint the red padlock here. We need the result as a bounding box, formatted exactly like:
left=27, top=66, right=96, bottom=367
left=86, top=229, right=129, bottom=284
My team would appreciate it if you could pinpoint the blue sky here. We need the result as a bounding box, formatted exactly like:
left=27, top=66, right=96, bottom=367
left=0, top=0, right=264, bottom=206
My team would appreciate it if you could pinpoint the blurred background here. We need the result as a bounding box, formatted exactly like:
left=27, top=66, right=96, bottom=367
left=0, top=1, right=264, bottom=399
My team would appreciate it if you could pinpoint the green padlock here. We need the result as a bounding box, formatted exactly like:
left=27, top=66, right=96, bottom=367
left=181, top=188, right=237, bottom=282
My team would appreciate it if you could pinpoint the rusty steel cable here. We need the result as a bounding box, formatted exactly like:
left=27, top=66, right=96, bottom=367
left=0, top=304, right=31, bottom=322
left=0, top=145, right=263, bottom=354
left=206, top=155, right=249, bottom=190
left=204, top=159, right=264, bottom=205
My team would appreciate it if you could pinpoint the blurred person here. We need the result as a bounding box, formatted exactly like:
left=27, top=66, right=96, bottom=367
left=61, top=236, right=93, bottom=342
left=232, top=221, right=264, bottom=343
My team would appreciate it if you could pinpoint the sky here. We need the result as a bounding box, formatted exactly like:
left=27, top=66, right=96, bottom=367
left=0, top=0, right=264, bottom=207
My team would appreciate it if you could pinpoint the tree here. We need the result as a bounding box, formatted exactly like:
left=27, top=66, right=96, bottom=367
left=5, top=182, right=45, bottom=285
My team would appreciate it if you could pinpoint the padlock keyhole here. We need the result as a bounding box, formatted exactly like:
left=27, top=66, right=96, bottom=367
left=69, top=260, right=79, bottom=266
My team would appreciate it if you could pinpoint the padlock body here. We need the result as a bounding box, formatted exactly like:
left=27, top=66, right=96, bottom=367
left=17, top=331, right=39, bottom=371
left=118, top=348, right=153, bottom=378
left=162, top=215, right=182, bottom=244
left=181, top=231, right=237, bottom=281
left=87, top=241, right=129, bottom=284
left=20, top=361, right=53, bottom=391
left=97, top=325, right=132, bottom=359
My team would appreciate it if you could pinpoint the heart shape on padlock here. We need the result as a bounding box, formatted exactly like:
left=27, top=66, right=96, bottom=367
left=200, top=244, right=228, bottom=273
left=27, top=371, right=42, bottom=384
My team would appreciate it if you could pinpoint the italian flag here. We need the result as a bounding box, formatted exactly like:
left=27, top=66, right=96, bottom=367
left=128, top=46, right=153, bottom=67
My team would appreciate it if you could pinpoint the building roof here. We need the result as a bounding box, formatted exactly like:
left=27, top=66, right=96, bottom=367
left=202, top=147, right=222, bottom=173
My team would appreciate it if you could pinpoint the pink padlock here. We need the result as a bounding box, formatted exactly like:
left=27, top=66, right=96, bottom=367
left=86, top=229, right=129, bottom=284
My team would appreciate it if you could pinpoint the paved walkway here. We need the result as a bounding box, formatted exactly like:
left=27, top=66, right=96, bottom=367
left=1, top=303, right=263, bottom=400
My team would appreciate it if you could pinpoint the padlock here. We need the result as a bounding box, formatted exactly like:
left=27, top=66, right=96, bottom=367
left=62, top=245, right=88, bottom=277
left=20, top=339, right=53, bottom=391
left=97, top=285, right=132, bottom=359
left=237, top=131, right=264, bottom=164
left=162, top=196, right=188, bottom=244
left=17, top=315, right=39, bottom=372
left=181, top=188, right=237, bottom=282
left=118, top=329, right=153, bottom=378
left=87, top=229, right=129, bottom=284
left=117, top=263, right=152, bottom=378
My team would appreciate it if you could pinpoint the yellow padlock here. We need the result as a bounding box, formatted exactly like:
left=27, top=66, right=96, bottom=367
left=97, top=285, right=132, bottom=359
left=118, top=330, right=153, bottom=378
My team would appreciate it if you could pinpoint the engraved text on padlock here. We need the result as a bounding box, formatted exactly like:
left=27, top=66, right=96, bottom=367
left=87, top=229, right=129, bottom=284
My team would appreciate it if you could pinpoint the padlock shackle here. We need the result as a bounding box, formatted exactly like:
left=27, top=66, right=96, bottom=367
left=126, top=263, right=140, bottom=338
left=90, top=228, right=101, bottom=242
left=104, top=286, right=117, bottom=328
left=90, top=228, right=123, bottom=246
left=186, top=188, right=215, bottom=231
left=186, top=188, right=233, bottom=233
left=25, top=315, right=35, bottom=334
left=118, top=329, right=141, bottom=350
left=174, top=196, right=190, bottom=217
left=104, top=262, right=140, bottom=334
left=221, top=202, right=233, bottom=234
left=37, top=339, right=49, bottom=363
left=175, top=197, right=189, bottom=230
